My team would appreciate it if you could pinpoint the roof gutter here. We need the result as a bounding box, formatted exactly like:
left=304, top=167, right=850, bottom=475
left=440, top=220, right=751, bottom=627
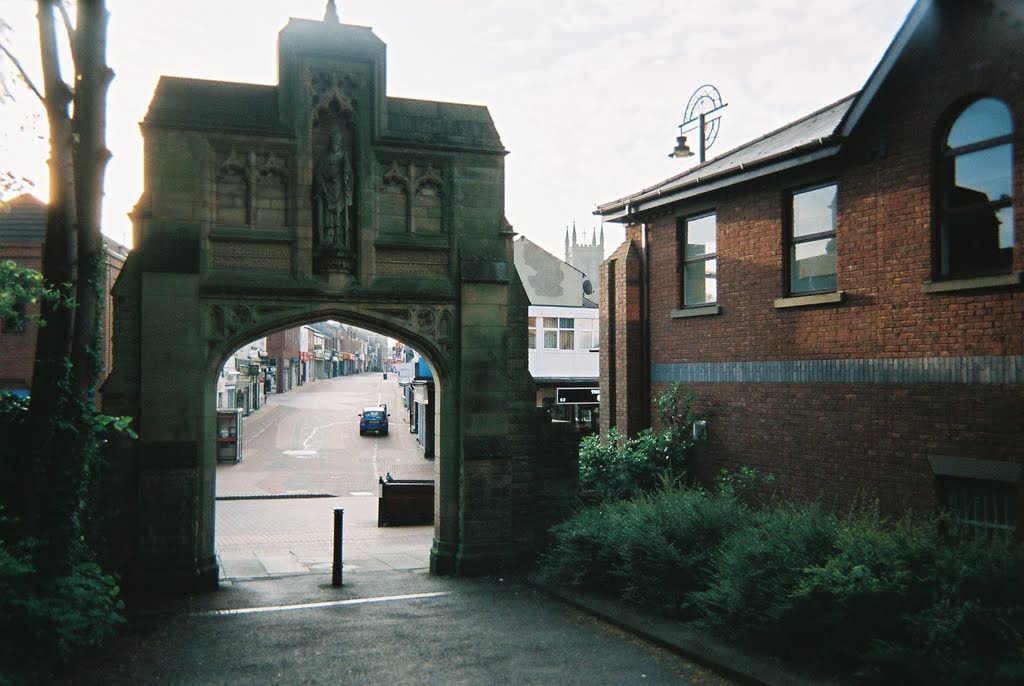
left=596, top=143, right=842, bottom=222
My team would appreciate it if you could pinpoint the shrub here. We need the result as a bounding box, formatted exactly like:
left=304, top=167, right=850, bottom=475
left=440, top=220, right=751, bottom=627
left=578, top=428, right=681, bottom=501
left=614, top=489, right=752, bottom=614
left=539, top=498, right=637, bottom=594
left=540, top=477, right=1024, bottom=682
left=779, top=510, right=938, bottom=668
left=860, top=532, right=1024, bottom=684
left=0, top=521, right=125, bottom=682
left=540, top=489, right=752, bottom=614
left=578, top=384, right=704, bottom=502
left=690, top=504, right=840, bottom=648
left=713, top=466, right=776, bottom=508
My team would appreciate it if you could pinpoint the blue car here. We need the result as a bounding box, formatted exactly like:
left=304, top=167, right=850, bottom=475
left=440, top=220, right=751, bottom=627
left=359, top=406, right=389, bottom=436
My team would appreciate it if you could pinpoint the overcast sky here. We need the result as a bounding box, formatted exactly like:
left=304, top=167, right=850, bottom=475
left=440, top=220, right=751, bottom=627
left=1, top=0, right=915, bottom=260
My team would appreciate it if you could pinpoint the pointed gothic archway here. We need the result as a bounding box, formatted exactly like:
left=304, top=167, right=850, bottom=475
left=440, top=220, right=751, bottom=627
left=101, top=11, right=539, bottom=590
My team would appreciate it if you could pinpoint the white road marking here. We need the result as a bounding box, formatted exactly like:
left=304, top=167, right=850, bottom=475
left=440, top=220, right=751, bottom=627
left=194, top=591, right=449, bottom=616
left=371, top=428, right=381, bottom=477
left=303, top=421, right=346, bottom=449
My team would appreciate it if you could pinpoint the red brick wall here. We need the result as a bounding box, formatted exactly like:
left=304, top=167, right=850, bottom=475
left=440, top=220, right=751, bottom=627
left=628, top=3, right=1023, bottom=517
left=0, top=240, right=126, bottom=401
left=0, top=243, right=43, bottom=391
left=599, top=239, right=646, bottom=437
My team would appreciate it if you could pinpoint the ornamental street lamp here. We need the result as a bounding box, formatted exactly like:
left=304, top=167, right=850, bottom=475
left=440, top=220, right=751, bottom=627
left=669, top=84, right=727, bottom=163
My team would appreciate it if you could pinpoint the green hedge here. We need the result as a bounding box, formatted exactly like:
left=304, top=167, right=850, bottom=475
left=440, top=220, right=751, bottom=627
left=539, top=488, right=1024, bottom=683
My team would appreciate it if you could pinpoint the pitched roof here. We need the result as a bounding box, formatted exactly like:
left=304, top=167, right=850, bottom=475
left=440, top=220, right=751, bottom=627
left=384, top=97, right=504, bottom=152
left=144, top=77, right=285, bottom=134
left=596, top=95, right=854, bottom=220
left=143, top=79, right=505, bottom=151
left=0, top=195, right=130, bottom=256
left=596, top=0, right=933, bottom=221
left=0, top=194, right=47, bottom=242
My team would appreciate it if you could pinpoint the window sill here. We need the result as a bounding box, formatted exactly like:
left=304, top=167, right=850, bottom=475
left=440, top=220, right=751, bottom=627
left=670, top=305, right=720, bottom=318
left=921, top=272, right=1022, bottom=294
left=773, top=291, right=844, bottom=309
left=928, top=455, right=1022, bottom=483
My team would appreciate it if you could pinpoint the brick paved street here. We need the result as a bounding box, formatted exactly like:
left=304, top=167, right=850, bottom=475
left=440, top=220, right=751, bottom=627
left=214, top=373, right=434, bottom=580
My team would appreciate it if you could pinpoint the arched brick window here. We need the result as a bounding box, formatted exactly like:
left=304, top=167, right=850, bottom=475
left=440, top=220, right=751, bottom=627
left=938, top=97, right=1014, bottom=278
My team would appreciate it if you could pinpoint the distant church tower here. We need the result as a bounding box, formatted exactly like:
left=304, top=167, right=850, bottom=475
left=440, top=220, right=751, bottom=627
left=564, top=220, right=604, bottom=301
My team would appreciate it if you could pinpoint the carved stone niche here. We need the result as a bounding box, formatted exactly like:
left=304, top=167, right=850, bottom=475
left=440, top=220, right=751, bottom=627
left=310, top=71, right=362, bottom=280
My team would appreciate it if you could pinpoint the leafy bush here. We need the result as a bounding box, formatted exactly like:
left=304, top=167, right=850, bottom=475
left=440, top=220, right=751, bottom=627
left=578, top=428, right=681, bottom=501
left=540, top=488, right=752, bottom=613
left=612, top=489, right=752, bottom=613
left=578, top=383, right=704, bottom=501
left=540, top=487, right=1024, bottom=682
left=0, top=530, right=125, bottom=681
left=713, top=466, right=776, bottom=508
left=538, top=498, right=636, bottom=594
left=693, top=503, right=840, bottom=647
left=859, top=532, right=1024, bottom=684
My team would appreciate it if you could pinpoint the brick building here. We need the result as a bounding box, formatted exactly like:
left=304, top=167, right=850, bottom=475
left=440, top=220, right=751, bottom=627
left=0, top=194, right=129, bottom=402
left=597, top=0, right=1023, bottom=535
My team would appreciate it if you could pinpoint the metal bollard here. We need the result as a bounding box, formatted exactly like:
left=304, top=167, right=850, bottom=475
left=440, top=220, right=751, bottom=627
left=332, top=507, right=344, bottom=587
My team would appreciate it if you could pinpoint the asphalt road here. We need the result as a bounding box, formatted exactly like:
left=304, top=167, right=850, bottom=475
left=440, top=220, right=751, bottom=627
left=58, top=570, right=737, bottom=686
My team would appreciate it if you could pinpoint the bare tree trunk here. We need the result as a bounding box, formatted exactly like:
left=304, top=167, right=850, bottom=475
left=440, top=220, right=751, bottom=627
left=21, top=0, right=113, bottom=575
left=23, top=0, right=77, bottom=531
left=70, top=1, right=113, bottom=400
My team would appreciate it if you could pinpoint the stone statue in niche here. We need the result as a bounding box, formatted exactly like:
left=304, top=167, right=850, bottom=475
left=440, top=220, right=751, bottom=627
left=312, top=130, right=353, bottom=249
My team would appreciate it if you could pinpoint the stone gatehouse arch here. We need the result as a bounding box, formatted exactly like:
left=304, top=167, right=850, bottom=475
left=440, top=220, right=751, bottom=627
left=101, top=10, right=539, bottom=591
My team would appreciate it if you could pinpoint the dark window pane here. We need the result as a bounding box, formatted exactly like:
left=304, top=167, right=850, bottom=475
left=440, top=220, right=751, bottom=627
left=997, top=206, right=1014, bottom=250
left=793, top=184, right=837, bottom=238
left=685, top=214, right=716, bottom=260
left=558, top=318, right=573, bottom=329
left=791, top=239, right=837, bottom=293
left=947, top=98, right=1013, bottom=149
left=942, top=207, right=1013, bottom=276
left=683, top=258, right=717, bottom=306
left=952, top=144, right=1013, bottom=204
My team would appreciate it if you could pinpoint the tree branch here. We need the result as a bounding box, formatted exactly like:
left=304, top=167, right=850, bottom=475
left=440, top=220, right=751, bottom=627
left=0, top=41, right=45, bottom=103
left=56, top=1, right=76, bottom=65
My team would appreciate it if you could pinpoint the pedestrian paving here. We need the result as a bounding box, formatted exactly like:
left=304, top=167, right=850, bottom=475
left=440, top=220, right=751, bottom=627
left=213, top=374, right=435, bottom=581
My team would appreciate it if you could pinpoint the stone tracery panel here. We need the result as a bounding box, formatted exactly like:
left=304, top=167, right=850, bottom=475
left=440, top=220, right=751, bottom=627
left=377, top=160, right=446, bottom=235
left=214, top=150, right=290, bottom=228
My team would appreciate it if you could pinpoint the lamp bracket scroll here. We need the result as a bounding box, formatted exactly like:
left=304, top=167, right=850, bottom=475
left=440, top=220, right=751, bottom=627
left=669, top=84, right=727, bottom=163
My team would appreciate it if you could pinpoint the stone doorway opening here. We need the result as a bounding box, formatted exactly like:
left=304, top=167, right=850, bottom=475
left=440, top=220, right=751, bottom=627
left=209, top=323, right=442, bottom=582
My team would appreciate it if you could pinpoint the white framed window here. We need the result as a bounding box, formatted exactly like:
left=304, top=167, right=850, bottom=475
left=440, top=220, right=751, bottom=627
left=576, top=318, right=599, bottom=350
left=541, top=317, right=574, bottom=349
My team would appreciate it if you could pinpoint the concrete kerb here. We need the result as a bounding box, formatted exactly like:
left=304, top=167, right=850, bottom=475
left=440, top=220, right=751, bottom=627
left=525, top=573, right=842, bottom=686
